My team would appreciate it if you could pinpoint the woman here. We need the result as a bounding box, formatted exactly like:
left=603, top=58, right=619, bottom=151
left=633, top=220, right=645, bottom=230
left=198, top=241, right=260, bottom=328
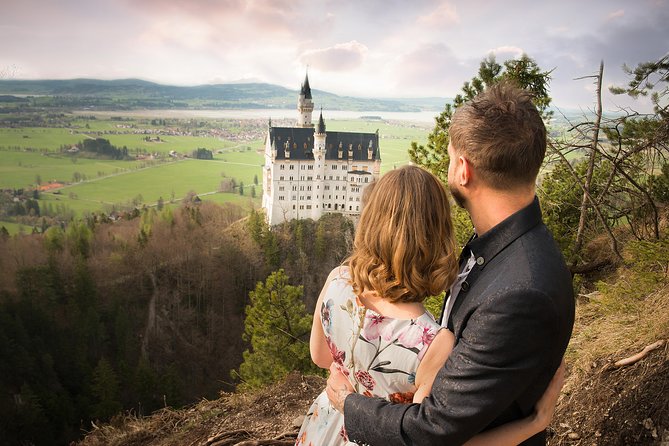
left=296, top=166, right=563, bottom=446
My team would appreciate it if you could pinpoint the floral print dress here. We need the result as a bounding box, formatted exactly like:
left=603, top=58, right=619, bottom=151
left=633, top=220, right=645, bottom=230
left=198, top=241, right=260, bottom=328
left=295, top=269, right=443, bottom=446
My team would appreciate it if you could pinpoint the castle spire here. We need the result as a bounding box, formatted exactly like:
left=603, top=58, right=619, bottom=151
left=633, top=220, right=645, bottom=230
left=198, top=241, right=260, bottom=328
left=297, top=69, right=314, bottom=128
left=317, top=108, right=326, bottom=134
left=301, top=71, right=312, bottom=100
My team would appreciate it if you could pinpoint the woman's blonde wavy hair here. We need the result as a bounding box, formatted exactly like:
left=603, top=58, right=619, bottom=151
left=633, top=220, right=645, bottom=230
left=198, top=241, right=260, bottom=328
left=346, top=165, right=458, bottom=303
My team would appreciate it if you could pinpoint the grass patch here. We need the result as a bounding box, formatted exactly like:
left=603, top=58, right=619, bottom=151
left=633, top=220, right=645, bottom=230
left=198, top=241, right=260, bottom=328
left=0, top=220, right=33, bottom=236
left=566, top=236, right=669, bottom=378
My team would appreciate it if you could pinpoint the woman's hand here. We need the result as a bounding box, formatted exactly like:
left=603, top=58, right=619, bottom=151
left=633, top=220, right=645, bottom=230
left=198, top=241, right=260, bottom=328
left=532, top=359, right=566, bottom=430
left=326, top=363, right=354, bottom=413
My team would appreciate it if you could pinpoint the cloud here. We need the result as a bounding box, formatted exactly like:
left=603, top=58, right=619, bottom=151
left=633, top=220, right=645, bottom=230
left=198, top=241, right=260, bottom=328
left=417, top=2, right=459, bottom=26
left=605, top=9, right=625, bottom=21
left=488, top=46, right=525, bottom=59
left=299, top=41, right=368, bottom=72
left=393, top=43, right=473, bottom=95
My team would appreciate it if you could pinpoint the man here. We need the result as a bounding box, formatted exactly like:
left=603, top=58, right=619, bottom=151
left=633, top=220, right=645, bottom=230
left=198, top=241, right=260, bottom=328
left=327, top=82, right=575, bottom=445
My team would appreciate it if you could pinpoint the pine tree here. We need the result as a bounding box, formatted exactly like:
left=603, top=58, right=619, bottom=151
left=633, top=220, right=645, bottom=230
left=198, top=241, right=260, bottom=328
left=235, top=269, right=320, bottom=388
left=90, top=358, right=122, bottom=420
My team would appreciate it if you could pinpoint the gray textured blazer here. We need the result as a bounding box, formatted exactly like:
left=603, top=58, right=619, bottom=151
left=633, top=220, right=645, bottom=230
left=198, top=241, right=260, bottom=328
left=344, top=197, right=575, bottom=445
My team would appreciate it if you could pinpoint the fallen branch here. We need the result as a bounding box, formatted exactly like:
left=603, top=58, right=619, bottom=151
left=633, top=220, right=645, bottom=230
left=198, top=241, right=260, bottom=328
left=613, top=340, right=666, bottom=368
left=232, top=431, right=297, bottom=446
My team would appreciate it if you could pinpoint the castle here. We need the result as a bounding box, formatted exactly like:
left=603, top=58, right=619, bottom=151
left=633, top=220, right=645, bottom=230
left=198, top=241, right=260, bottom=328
left=261, top=73, right=381, bottom=225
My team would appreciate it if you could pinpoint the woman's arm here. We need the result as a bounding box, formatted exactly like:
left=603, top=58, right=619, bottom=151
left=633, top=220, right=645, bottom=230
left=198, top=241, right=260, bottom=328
left=413, top=329, right=455, bottom=403
left=309, top=267, right=341, bottom=369
left=415, top=337, right=565, bottom=446
left=463, top=361, right=565, bottom=446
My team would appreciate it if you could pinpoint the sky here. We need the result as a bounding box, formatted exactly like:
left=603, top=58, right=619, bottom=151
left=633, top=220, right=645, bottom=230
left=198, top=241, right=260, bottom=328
left=1, top=0, right=667, bottom=112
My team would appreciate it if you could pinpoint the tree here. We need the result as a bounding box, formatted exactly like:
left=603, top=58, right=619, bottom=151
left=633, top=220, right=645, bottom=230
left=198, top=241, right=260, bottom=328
left=90, top=358, right=122, bottom=420
left=235, top=269, right=320, bottom=388
left=253, top=174, right=259, bottom=185
left=239, top=181, right=245, bottom=196
left=540, top=56, right=669, bottom=270
left=250, top=185, right=256, bottom=198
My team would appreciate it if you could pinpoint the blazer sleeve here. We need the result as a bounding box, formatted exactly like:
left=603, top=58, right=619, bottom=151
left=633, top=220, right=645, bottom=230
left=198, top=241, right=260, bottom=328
left=343, top=288, right=560, bottom=446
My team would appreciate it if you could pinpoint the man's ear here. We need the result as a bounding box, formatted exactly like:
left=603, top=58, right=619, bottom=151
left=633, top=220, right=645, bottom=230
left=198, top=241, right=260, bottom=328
left=458, top=155, right=471, bottom=186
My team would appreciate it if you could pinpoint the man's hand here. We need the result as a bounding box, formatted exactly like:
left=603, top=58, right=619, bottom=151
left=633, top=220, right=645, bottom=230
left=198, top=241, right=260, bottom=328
left=326, top=363, right=354, bottom=413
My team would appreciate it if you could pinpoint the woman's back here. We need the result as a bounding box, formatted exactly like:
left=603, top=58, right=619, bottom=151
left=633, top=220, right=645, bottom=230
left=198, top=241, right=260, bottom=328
left=296, top=267, right=441, bottom=446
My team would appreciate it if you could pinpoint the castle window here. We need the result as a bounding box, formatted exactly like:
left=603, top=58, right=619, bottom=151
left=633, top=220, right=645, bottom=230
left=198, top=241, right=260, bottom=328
left=301, top=165, right=305, bottom=170
left=289, top=176, right=294, bottom=181
left=279, top=186, right=285, bottom=191
left=332, top=165, right=337, bottom=170
left=365, top=177, right=369, bottom=183
left=306, top=205, right=312, bottom=210
left=336, top=176, right=340, bottom=181
left=280, top=176, right=284, bottom=181
left=300, top=186, right=304, bottom=191
left=300, top=205, right=304, bottom=210
left=280, top=165, right=285, bottom=170
left=292, top=185, right=297, bottom=191
left=278, top=196, right=285, bottom=201
left=308, top=165, right=313, bottom=170
left=307, top=176, right=312, bottom=181
left=307, top=186, right=312, bottom=191
left=292, top=196, right=296, bottom=200
left=293, top=205, right=296, bottom=209
left=329, top=175, right=333, bottom=180
left=290, top=165, right=295, bottom=170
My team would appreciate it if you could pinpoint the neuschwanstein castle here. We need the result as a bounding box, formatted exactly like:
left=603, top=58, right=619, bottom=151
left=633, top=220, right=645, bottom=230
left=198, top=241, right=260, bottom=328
left=262, top=73, right=381, bottom=225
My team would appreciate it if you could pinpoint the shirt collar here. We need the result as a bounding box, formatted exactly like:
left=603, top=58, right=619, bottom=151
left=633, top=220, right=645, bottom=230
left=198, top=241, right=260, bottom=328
left=466, top=196, right=543, bottom=267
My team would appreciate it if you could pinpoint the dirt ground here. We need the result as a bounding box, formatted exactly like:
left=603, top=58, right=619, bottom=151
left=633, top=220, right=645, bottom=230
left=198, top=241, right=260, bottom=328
left=78, top=343, right=669, bottom=446
left=548, top=342, right=669, bottom=446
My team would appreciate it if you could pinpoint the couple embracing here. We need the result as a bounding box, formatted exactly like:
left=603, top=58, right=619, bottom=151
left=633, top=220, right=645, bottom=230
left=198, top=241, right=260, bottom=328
left=296, top=82, right=575, bottom=446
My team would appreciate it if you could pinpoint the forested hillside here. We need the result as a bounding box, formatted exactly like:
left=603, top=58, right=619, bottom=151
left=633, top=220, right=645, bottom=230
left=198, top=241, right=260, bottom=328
left=0, top=201, right=354, bottom=445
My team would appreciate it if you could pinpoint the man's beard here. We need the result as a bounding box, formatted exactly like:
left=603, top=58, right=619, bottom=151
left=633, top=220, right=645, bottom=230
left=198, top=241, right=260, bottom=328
left=449, top=185, right=466, bottom=209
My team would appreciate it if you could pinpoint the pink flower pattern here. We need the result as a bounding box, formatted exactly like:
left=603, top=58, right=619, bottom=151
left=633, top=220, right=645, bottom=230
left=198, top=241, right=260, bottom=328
left=354, top=370, right=376, bottom=391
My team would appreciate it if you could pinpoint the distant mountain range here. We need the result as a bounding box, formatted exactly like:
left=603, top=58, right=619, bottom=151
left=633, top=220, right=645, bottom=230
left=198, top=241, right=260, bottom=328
left=0, top=78, right=450, bottom=112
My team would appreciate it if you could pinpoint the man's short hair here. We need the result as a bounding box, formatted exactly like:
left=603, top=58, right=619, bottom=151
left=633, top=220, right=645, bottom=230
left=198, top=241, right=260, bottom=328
left=450, top=81, right=547, bottom=189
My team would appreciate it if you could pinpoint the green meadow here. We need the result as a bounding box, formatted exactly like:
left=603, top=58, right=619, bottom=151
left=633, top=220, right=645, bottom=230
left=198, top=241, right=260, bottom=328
left=0, top=150, right=146, bottom=189
left=40, top=157, right=263, bottom=212
left=0, top=113, right=426, bottom=234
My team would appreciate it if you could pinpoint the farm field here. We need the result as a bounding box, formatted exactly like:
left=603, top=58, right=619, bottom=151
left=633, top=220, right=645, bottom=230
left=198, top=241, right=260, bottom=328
left=0, top=112, right=426, bottom=234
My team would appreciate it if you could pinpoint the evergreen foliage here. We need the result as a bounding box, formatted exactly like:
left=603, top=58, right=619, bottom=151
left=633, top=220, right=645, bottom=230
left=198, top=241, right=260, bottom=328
left=79, top=138, right=129, bottom=160
left=236, top=269, right=321, bottom=388
left=192, top=148, right=214, bottom=160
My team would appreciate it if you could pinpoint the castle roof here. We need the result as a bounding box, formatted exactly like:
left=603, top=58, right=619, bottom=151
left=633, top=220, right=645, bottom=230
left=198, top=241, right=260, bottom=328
left=300, top=73, right=312, bottom=99
left=317, top=109, right=326, bottom=134
left=269, top=126, right=380, bottom=161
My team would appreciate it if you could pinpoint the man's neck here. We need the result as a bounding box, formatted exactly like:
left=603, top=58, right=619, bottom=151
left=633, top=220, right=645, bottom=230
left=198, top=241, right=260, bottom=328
left=466, top=187, right=536, bottom=236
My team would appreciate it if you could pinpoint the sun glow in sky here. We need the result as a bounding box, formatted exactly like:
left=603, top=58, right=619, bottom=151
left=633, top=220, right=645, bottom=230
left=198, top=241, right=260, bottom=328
left=1, top=0, right=667, bottom=111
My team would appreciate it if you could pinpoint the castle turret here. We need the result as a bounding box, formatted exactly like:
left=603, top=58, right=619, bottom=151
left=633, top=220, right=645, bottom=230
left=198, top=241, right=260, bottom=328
left=312, top=109, right=327, bottom=219
left=297, top=71, right=314, bottom=128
